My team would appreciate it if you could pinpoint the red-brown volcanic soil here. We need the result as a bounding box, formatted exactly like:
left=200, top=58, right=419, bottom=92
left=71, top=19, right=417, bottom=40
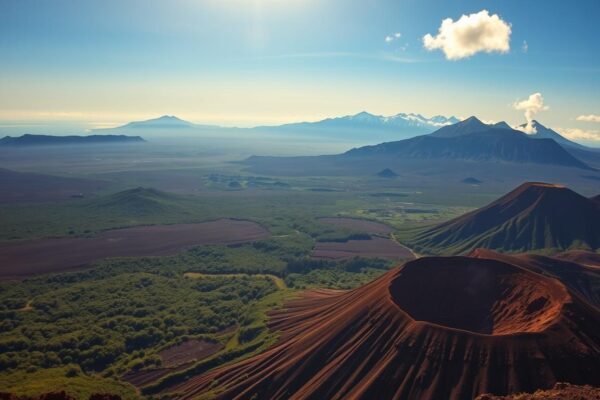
left=554, top=250, right=600, bottom=269
left=312, top=236, right=414, bottom=260
left=470, top=249, right=600, bottom=309
left=166, top=256, right=600, bottom=400
left=0, top=219, right=269, bottom=280
left=318, top=217, right=394, bottom=234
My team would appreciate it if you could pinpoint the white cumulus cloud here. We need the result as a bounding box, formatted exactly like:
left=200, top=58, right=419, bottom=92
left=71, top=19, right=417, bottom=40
left=385, top=32, right=402, bottom=43
left=513, top=92, right=549, bottom=134
left=577, top=114, right=600, bottom=123
left=557, top=128, right=600, bottom=141
left=423, top=10, right=511, bottom=60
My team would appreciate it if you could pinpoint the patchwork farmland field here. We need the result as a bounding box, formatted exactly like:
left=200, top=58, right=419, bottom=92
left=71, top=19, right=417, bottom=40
left=0, top=219, right=269, bottom=279
left=312, top=237, right=414, bottom=261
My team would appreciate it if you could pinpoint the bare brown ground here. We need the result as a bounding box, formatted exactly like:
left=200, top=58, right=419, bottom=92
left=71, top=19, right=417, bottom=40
left=317, top=217, right=394, bottom=234
left=0, top=219, right=269, bottom=280
left=312, top=236, right=414, bottom=260
left=165, top=255, right=600, bottom=400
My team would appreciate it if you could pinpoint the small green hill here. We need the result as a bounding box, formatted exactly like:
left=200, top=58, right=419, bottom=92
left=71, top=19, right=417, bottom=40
left=85, top=187, right=186, bottom=217
left=376, top=168, right=398, bottom=178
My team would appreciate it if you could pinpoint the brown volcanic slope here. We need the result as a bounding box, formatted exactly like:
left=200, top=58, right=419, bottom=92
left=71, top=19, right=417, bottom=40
left=166, top=256, right=600, bottom=400
left=554, top=250, right=600, bottom=269
left=406, top=182, right=600, bottom=255
left=470, top=249, right=600, bottom=309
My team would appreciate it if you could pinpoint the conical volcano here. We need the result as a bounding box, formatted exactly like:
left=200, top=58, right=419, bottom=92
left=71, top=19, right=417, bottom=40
left=163, top=256, right=600, bottom=400
left=406, top=182, right=600, bottom=254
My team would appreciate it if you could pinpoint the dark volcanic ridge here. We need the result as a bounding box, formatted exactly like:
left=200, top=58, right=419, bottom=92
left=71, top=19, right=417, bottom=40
left=243, top=116, right=594, bottom=175
left=406, top=182, right=600, bottom=254
left=163, top=255, right=600, bottom=400
left=345, top=119, right=592, bottom=170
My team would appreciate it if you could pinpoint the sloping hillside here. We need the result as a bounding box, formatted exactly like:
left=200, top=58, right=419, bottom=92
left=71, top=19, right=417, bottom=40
left=404, top=182, right=600, bottom=254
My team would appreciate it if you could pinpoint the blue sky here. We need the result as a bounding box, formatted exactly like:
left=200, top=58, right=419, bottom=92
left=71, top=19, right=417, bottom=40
left=1, top=0, right=599, bottom=142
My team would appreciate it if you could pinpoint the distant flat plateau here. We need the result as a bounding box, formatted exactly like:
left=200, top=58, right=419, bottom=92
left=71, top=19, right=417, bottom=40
left=0, top=219, right=269, bottom=280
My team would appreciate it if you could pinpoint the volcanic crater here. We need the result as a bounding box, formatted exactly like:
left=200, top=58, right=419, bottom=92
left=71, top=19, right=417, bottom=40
left=390, top=257, right=567, bottom=335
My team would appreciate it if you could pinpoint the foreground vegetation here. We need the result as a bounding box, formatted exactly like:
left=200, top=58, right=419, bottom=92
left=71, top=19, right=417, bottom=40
left=0, top=366, right=138, bottom=399
left=0, top=234, right=395, bottom=397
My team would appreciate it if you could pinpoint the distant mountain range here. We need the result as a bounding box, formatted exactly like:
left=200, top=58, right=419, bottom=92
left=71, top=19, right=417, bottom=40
left=344, top=117, right=593, bottom=170
left=0, top=134, right=144, bottom=146
left=93, top=112, right=461, bottom=140
left=405, top=182, right=600, bottom=254
left=255, top=111, right=460, bottom=138
left=93, top=114, right=599, bottom=154
left=242, top=116, right=600, bottom=182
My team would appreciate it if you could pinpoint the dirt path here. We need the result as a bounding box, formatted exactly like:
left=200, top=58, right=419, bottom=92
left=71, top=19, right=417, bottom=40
left=18, top=299, right=33, bottom=312
left=184, top=272, right=287, bottom=289
left=391, top=233, right=421, bottom=259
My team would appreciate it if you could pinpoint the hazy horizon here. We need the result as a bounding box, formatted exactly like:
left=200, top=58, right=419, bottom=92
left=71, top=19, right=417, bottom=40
left=2, top=0, right=600, bottom=145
